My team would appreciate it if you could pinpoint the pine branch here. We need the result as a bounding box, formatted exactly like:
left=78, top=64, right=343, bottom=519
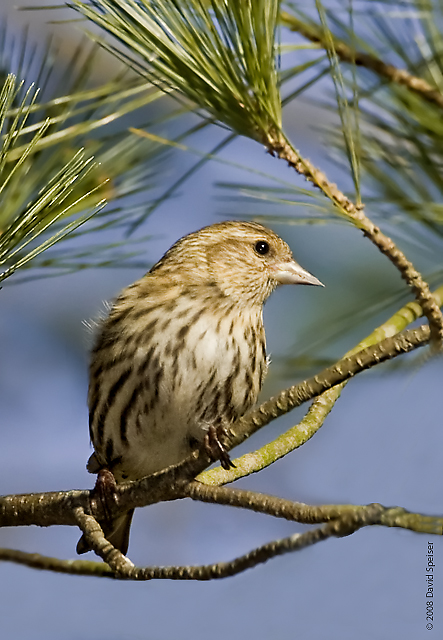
left=69, top=502, right=386, bottom=580
left=281, top=11, right=443, bottom=110
left=0, top=322, right=437, bottom=579
left=70, top=0, right=443, bottom=343
left=0, top=323, right=431, bottom=532
left=1, top=495, right=440, bottom=579
left=2, top=1, right=442, bottom=584
left=184, top=483, right=443, bottom=535
left=267, top=133, right=443, bottom=346
left=200, top=285, right=443, bottom=485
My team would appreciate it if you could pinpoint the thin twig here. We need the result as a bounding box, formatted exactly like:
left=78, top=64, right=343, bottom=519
left=267, top=132, right=443, bottom=345
left=73, top=507, right=134, bottom=574
left=228, top=325, right=429, bottom=448
left=184, top=483, right=443, bottom=535
left=0, top=504, right=386, bottom=580
left=0, top=548, right=117, bottom=578
left=0, top=325, right=431, bottom=530
left=281, top=11, right=443, bottom=110
left=200, top=287, right=443, bottom=486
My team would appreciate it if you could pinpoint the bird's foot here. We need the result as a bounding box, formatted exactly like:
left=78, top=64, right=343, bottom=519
left=91, top=468, right=119, bottom=525
left=204, top=424, right=236, bottom=470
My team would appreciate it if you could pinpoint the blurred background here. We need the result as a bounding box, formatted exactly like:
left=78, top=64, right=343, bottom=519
left=1, top=2, right=442, bottom=639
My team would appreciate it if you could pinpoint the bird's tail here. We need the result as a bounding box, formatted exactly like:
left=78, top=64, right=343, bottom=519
left=76, top=509, right=134, bottom=555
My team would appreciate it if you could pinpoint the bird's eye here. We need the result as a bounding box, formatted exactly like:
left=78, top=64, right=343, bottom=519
left=254, top=240, right=270, bottom=256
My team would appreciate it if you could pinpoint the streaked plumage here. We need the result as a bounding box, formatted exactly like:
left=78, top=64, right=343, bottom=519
left=78, top=221, right=322, bottom=554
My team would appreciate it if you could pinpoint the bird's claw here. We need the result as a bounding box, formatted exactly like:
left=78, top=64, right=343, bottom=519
left=91, top=468, right=119, bottom=525
left=204, top=425, right=236, bottom=470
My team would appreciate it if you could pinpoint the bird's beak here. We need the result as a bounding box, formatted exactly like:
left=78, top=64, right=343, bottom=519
left=273, top=261, right=324, bottom=287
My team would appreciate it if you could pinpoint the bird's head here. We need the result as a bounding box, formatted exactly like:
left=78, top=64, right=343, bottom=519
left=151, top=221, right=323, bottom=307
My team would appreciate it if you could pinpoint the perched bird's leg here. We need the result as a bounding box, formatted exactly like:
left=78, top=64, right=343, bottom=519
left=90, top=468, right=119, bottom=525
left=204, top=424, right=236, bottom=470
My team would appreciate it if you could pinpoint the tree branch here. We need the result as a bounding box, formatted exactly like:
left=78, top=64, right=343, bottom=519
left=74, top=507, right=135, bottom=574
left=1, top=487, right=440, bottom=579
left=0, top=504, right=388, bottom=580
left=1, top=329, right=433, bottom=527
left=266, top=132, right=443, bottom=346
left=185, top=482, right=443, bottom=535
left=200, top=287, right=443, bottom=486
left=0, top=547, right=117, bottom=578
left=0, top=325, right=430, bottom=532
left=281, top=11, right=443, bottom=110
left=228, top=325, right=429, bottom=450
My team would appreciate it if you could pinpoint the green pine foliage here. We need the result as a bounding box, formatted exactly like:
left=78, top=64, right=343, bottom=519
left=2, top=0, right=442, bottom=327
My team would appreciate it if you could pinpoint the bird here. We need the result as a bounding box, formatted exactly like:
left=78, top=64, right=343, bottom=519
left=77, top=220, right=323, bottom=555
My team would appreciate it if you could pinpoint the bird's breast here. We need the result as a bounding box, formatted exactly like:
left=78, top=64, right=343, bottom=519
left=153, top=306, right=267, bottom=424
left=89, top=296, right=268, bottom=480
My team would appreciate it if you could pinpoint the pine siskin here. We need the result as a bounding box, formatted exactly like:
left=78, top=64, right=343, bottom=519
left=77, top=221, right=323, bottom=554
